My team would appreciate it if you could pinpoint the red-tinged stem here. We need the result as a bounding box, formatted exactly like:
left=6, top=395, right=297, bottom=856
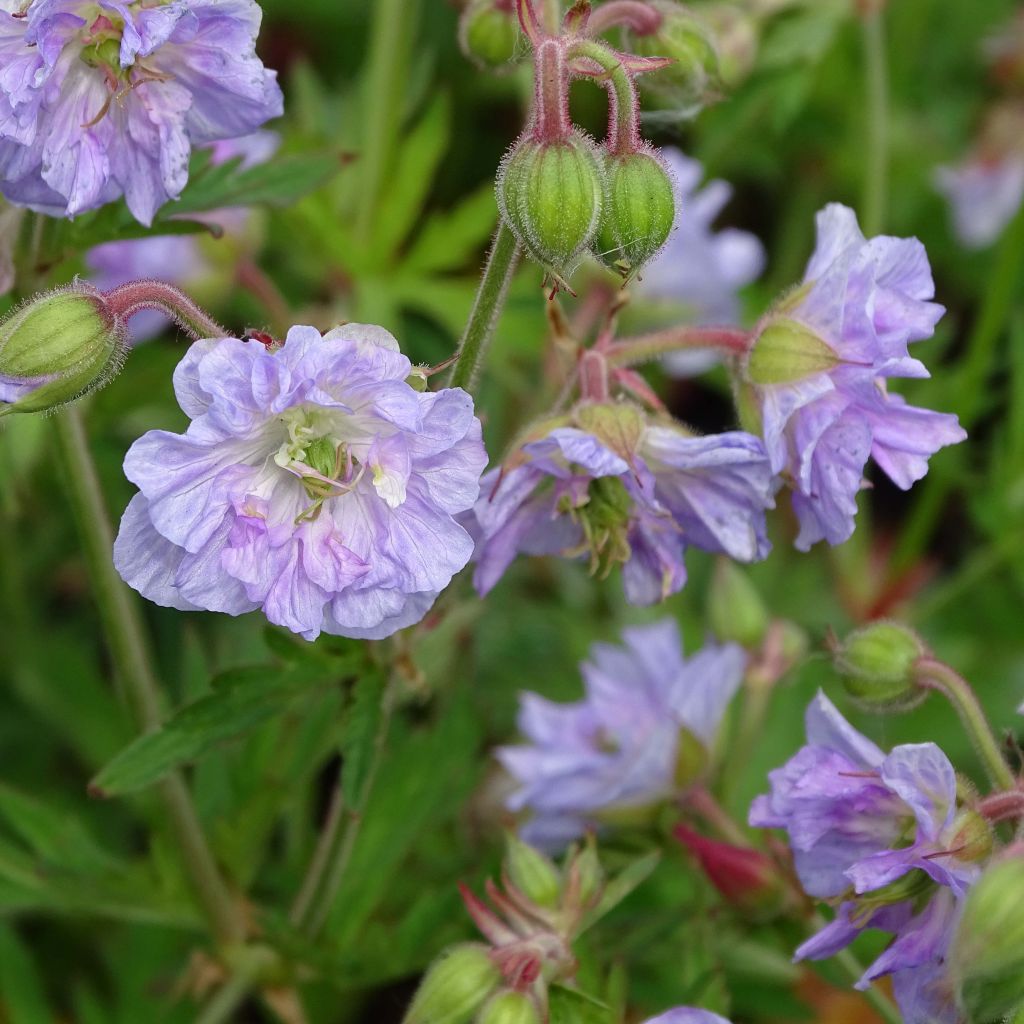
left=606, top=326, right=752, bottom=366
left=517, top=0, right=545, bottom=43
left=578, top=349, right=610, bottom=402
left=587, top=0, right=664, bottom=36
left=979, top=790, right=1024, bottom=823
left=568, top=38, right=640, bottom=154
left=532, top=38, right=572, bottom=142
left=104, top=279, right=229, bottom=341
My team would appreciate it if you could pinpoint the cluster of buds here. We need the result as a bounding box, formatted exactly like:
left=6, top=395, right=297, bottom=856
left=493, top=1, right=681, bottom=288
left=403, top=836, right=605, bottom=1024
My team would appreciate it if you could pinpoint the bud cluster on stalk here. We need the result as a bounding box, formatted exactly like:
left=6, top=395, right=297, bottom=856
left=493, top=4, right=681, bottom=289
left=402, top=836, right=608, bottom=1024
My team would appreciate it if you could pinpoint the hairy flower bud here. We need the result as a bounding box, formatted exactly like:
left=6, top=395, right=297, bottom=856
left=475, top=991, right=541, bottom=1024
left=708, top=559, right=768, bottom=649
left=504, top=834, right=562, bottom=908
left=951, top=856, right=1024, bottom=1022
left=593, top=150, right=675, bottom=280
left=627, top=1, right=723, bottom=113
left=497, top=133, right=606, bottom=280
left=833, top=621, right=926, bottom=712
left=0, top=284, right=127, bottom=417
left=403, top=945, right=501, bottom=1024
left=459, top=0, right=520, bottom=72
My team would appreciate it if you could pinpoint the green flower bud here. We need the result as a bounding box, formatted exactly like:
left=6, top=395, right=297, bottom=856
left=475, top=991, right=541, bottom=1024
left=497, top=133, right=606, bottom=280
left=403, top=945, right=502, bottom=1024
left=701, top=4, right=759, bottom=87
left=504, top=834, right=562, bottom=908
left=0, top=285, right=126, bottom=417
left=628, top=1, right=723, bottom=113
left=593, top=150, right=675, bottom=280
left=834, top=621, right=926, bottom=712
left=948, top=809, right=994, bottom=866
left=459, top=0, right=520, bottom=72
left=745, top=317, right=840, bottom=386
left=952, top=857, right=1024, bottom=1023
left=708, top=559, right=768, bottom=648
left=565, top=837, right=604, bottom=910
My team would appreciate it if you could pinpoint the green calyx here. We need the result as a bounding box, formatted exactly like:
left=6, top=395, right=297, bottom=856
left=593, top=150, right=676, bottom=280
left=459, top=0, right=520, bottom=71
left=834, top=621, right=926, bottom=712
left=504, top=834, right=562, bottom=909
left=497, top=133, right=606, bottom=279
left=708, top=559, right=768, bottom=649
left=629, top=1, right=723, bottom=110
left=475, top=992, right=541, bottom=1024
left=952, top=858, right=1024, bottom=1023
left=745, top=318, right=840, bottom=386
left=0, top=286, right=125, bottom=417
left=402, top=944, right=501, bottom=1024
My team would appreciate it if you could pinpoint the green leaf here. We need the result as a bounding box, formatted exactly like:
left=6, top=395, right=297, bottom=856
left=548, top=985, right=613, bottom=1024
left=403, top=184, right=499, bottom=274
left=90, top=662, right=355, bottom=796
left=579, top=850, right=662, bottom=934
left=0, top=924, right=52, bottom=1024
left=0, top=784, right=123, bottom=876
left=340, top=671, right=387, bottom=807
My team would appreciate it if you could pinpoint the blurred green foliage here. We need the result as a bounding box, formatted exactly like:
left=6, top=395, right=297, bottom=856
left=2, top=0, right=1024, bottom=1021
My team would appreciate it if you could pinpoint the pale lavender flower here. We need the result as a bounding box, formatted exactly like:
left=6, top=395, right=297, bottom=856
left=0, top=1, right=283, bottom=225
left=752, top=692, right=979, bottom=1024
left=744, top=204, right=965, bottom=549
left=935, top=154, right=1024, bottom=250
left=470, top=405, right=773, bottom=605
left=114, top=324, right=487, bottom=640
left=643, top=1011, right=733, bottom=1024
left=498, top=620, right=745, bottom=848
left=86, top=131, right=277, bottom=341
left=635, top=149, right=764, bottom=377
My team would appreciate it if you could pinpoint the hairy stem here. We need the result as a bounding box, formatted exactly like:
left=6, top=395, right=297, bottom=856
left=532, top=38, right=573, bottom=141
left=605, top=326, right=751, bottom=366
left=51, top=408, right=245, bottom=947
left=104, top=280, right=229, bottom=340
left=860, top=6, right=889, bottom=235
left=448, top=221, right=522, bottom=393
left=587, top=0, right=664, bottom=36
left=569, top=38, right=640, bottom=153
left=913, top=657, right=1016, bottom=791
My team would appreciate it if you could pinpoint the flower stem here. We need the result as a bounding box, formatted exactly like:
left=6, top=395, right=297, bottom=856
left=448, top=221, right=522, bottom=393
left=104, top=280, right=229, bottom=340
left=825, top=930, right=902, bottom=1024
left=860, top=5, right=889, bottom=236
left=569, top=39, right=640, bottom=153
left=605, top=326, right=751, bottom=366
left=913, top=657, right=1016, bottom=791
left=51, top=407, right=245, bottom=947
left=587, top=1, right=664, bottom=36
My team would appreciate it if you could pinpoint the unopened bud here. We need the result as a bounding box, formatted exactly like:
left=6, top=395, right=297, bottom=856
left=702, top=4, right=759, bottom=87
left=675, top=825, right=785, bottom=918
left=952, top=856, right=1024, bottom=1022
left=627, top=1, right=723, bottom=113
left=593, top=150, right=675, bottom=280
left=745, top=317, right=839, bottom=386
left=0, top=284, right=127, bottom=417
left=504, top=834, right=562, bottom=909
left=833, top=621, right=926, bottom=712
left=497, top=133, right=606, bottom=280
left=708, top=559, right=768, bottom=649
left=459, top=0, right=520, bottom=72
left=949, top=809, right=994, bottom=865
left=475, top=991, right=541, bottom=1024
left=565, top=837, right=604, bottom=910
left=403, top=944, right=501, bottom=1024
